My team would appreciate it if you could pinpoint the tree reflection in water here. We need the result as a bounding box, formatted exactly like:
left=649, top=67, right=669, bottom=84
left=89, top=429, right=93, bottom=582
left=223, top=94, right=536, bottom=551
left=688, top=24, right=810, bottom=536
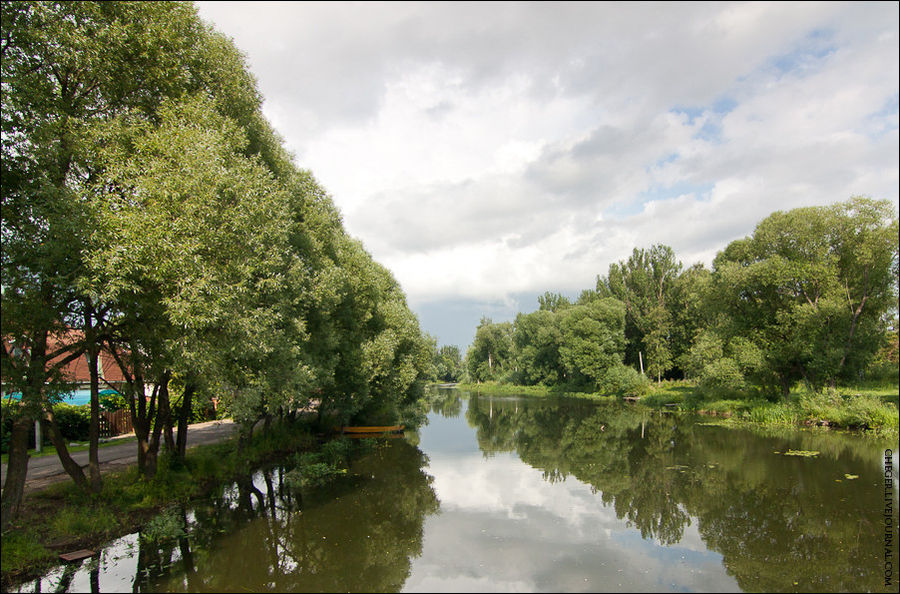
left=135, top=439, right=438, bottom=593
left=16, top=391, right=893, bottom=593
left=463, top=392, right=894, bottom=592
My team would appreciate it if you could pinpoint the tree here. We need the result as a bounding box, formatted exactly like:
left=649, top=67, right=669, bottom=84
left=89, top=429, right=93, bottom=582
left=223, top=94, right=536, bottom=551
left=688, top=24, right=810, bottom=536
left=558, top=298, right=628, bottom=391
left=537, top=291, right=571, bottom=312
left=513, top=309, right=565, bottom=386
left=707, top=197, right=898, bottom=395
left=644, top=305, right=673, bottom=383
left=2, top=0, right=215, bottom=513
left=466, top=318, right=514, bottom=382
left=3, top=0, right=435, bottom=508
left=597, top=245, right=682, bottom=376
left=433, top=344, right=463, bottom=383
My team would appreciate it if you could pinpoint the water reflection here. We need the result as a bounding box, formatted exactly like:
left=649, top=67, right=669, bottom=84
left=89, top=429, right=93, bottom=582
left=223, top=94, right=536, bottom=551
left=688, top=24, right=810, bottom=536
left=15, top=389, right=897, bottom=593
left=457, top=391, right=896, bottom=592
left=20, top=439, right=438, bottom=593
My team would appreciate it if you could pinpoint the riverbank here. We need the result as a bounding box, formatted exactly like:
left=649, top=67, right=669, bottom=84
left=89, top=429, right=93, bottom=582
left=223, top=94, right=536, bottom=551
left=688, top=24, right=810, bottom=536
left=0, top=419, right=317, bottom=587
left=456, top=379, right=899, bottom=435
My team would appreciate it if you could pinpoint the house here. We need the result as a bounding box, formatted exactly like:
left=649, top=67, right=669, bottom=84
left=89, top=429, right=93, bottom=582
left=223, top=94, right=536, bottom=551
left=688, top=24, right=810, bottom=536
left=1, top=330, right=130, bottom=405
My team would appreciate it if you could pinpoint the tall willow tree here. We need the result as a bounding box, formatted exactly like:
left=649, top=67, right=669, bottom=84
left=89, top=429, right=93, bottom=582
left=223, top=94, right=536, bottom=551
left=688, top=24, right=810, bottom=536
left=597, top=244, right=682, bottom=378
left=2, top=0, right=212, bottom=522
left=699, top=197, right=898, bottom=395
left=2, top=0, right=433, bottom=525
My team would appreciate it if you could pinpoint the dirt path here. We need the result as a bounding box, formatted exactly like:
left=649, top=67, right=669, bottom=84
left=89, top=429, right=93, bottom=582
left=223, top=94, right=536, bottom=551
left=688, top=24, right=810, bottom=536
left=1, top=419, right=238, bottom=493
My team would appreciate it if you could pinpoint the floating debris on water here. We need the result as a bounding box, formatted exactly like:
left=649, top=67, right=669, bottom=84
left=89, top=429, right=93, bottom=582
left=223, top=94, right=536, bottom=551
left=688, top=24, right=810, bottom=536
left=783, top=449, right=820, bottom=457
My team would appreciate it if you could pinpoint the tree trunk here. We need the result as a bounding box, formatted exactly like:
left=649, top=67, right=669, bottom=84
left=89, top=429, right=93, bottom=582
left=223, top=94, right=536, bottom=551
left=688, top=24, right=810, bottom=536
left=1, top=416, right=32, bottom=530
left=84, top=302, right=102, bottom=493
left=175, top=380, right=195, bottom=464
left=779, top=374, right=792, bottom=399
left=44, top=407, right=89, bottom=490
left=838, top=292, right=869, bottom=374
left=158, top=377, right=175, bottom=455
left=144, top=373, right=171, bottom=478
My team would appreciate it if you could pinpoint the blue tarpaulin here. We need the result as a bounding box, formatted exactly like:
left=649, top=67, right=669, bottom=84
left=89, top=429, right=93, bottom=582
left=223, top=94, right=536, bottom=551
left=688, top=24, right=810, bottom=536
left=2, top=388, right=120, bottom=407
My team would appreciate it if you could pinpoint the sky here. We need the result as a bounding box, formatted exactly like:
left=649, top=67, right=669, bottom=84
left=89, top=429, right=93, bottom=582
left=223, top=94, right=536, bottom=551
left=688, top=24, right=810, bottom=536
left=194, top=1, right=899, bottom=349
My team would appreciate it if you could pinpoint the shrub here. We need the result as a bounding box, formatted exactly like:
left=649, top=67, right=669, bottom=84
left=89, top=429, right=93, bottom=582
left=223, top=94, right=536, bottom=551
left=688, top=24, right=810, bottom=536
left=99, top=392, right=127, bottom=412
left=141, top=507, right=187, bottom=543
left=52, top=403, right=91, bottom=442
left=598, top=364, right=650, bottom=397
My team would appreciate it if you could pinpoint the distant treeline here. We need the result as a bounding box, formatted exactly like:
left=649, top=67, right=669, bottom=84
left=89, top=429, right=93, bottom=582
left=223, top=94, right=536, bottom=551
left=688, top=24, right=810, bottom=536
left=460, top=197, right=899, bottom=397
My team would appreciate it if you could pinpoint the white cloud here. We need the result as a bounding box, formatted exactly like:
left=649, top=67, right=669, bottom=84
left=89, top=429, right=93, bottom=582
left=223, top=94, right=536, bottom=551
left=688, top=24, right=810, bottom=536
left=195, top=1, right=898, bottom=343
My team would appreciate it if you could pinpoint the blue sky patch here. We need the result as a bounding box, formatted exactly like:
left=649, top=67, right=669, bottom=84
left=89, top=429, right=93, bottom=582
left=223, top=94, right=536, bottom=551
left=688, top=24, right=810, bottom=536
left=767, top=28, right=837, bottom=77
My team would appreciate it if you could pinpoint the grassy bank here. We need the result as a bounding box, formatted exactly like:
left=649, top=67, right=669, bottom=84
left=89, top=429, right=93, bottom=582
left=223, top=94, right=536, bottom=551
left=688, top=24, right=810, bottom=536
left=639, top=379, right=898, bottom=434
left=456, top=381, right=617, bottom=400
left=457, top=379, right=899, bottom=434
left=0, top=419, right=318, bottom=586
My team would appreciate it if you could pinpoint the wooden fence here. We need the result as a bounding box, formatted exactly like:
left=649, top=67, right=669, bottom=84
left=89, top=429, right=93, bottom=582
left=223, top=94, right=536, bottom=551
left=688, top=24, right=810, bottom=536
left=99, top=409, right=133, bottom=438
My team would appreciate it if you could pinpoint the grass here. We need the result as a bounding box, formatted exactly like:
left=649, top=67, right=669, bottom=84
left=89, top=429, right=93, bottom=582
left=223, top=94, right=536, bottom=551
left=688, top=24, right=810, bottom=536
left=0, top=417, right=318, bottom=587
left=641, top=378, right=899, bottom=435
left=456, top=381, right=617, bottom=400
left=459, top=376, right=899, bottom=435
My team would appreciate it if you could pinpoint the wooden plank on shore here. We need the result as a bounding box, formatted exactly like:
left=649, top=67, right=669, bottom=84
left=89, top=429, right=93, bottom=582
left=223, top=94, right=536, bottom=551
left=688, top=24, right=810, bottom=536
left=59, top=549, right=94, bottom=562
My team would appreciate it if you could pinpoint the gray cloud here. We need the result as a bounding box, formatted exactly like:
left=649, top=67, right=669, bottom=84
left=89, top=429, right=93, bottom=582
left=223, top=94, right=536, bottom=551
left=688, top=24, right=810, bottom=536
left=197, top=1, right=898, bottom=329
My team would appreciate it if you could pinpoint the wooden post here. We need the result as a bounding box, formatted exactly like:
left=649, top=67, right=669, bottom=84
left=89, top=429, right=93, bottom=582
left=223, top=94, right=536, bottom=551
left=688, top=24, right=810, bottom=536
left=35, top=420, right=42, bottom=453
left=639, top=352, right=644, bottom=375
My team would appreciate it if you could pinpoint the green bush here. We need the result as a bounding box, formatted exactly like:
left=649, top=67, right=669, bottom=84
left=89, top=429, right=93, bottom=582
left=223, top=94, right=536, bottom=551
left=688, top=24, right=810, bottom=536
left=320, top=438, right=355, bottom=467
left=99, top=392, right=127, bottom=412
left=700, top=357, right=745, bottom=392
left=1, top=404, right=13, bottom=454
left=141, top=507, right=186, bottom=543
left=598, top=364, right=650, bottom=397
left=52, top=403, right=91, bottom=442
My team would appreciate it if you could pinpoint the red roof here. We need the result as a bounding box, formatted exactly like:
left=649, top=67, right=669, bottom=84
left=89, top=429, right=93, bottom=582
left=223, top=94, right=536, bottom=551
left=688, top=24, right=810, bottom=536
left=4, top=330, right=129, bottom=385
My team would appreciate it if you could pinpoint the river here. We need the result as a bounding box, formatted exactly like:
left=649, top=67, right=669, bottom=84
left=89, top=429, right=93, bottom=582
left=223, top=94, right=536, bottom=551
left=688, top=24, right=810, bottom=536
left=12, top=387, right=899, bottom=592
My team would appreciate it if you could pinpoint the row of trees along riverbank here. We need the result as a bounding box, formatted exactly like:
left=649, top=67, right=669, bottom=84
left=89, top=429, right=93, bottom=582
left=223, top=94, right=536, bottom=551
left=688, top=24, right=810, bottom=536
left=1, top=1, right=433, bottom=530
left=463, top=197, right=898, bottom=409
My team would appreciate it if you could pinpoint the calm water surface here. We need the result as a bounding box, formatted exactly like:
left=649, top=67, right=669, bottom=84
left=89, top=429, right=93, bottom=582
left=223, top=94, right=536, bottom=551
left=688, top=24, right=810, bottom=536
left=14, top=388, right=899, bottom=592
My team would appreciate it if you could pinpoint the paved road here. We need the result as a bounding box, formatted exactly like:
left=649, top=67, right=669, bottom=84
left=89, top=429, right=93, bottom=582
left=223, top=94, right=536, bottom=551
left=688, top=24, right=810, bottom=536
left=1, top=419, right=238, bottom=492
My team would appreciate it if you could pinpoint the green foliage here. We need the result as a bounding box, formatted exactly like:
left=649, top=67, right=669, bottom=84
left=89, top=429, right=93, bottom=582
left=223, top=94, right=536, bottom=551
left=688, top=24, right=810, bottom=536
left=513, top=309, right=565, bottom=385
left=52, top=404, right=92, bottom=442
left=597, top=363, right=651, bottom=397
left=141, top=507, right=186, bottom=543
left=558, top=298, right=627, bottom=389
left=466, top=318, right=515, bottom=382
left=0, top=531, right=54, bottom=577
left=708, top=197, right=898, bottom=395
left=432, top=343, right=464, bottom=382
left=1, top=0, right=435, bottom=507
left=320, top=438, right=356, bottom=467
left=597, top=244, right=684, bottom=374
left=51, top=505, right=118, bottom=540
left=99, top=392, right=127, bottom=412
left=285, top=461, right=347, bottom=489
left=285, top=446, right=348, bottom=490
